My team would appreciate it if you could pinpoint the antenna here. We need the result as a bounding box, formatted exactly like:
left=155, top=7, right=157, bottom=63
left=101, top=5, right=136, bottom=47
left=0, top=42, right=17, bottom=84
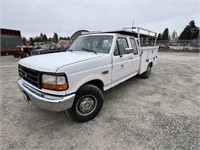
left=132, top=18, right=134, bottom=32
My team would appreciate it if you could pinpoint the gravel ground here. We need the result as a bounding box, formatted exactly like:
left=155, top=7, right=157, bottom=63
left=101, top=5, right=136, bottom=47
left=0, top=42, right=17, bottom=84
left=0, top=52, right=199, bottom=150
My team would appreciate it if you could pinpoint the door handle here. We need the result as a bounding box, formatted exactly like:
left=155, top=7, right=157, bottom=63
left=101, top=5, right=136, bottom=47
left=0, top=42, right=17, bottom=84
left=102, top=70, right=109, bottom=75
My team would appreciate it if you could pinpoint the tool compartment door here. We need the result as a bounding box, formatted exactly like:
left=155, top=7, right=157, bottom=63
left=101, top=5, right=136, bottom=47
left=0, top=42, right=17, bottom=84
left=139, top=46, right=158, bottom=74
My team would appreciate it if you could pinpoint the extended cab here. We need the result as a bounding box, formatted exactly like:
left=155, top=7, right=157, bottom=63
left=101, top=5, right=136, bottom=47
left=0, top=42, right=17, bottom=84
left=17, top=27, right=158, bottom=122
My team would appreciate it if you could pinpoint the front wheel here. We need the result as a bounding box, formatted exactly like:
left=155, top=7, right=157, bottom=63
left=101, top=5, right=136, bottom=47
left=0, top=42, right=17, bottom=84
left=66, top=84, right=104, bottom=122
left=140, top=64, right=152, bottom=79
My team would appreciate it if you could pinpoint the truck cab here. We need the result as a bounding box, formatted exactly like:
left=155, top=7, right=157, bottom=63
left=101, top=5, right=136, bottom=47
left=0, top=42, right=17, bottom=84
left=18, top=28, right=158, bottom=122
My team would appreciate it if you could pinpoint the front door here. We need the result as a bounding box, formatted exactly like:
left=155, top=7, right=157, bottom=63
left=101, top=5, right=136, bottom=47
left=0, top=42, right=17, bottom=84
left=112, top=37, right=135, bottom=82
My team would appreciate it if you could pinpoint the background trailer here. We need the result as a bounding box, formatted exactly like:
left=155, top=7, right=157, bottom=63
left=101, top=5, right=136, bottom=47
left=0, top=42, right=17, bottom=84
left=0, top=28, right=22, bottom=55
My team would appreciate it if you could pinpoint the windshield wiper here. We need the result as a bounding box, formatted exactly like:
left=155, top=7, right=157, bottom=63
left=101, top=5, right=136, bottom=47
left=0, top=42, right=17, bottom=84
left=81, top=48, right=97, bottom=54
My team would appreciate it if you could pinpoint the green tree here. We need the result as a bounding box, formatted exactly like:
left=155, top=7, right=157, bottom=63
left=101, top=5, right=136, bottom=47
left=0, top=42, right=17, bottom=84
left=40, top=33, right=44, bottom=41
left=59, top=37, right=64, bottom=40
left=53, top=32, right=58, bottom=42
left=66, top=36, right=70, bottom=40
left=157, top=33, right=162, bottom=41
left=190, top=21, right=199, bottom=39
left=43, top=34, right=48, bottom=41
left=161, top=28, right=170, bottom=41
left=48, top=37, right=52, bottom=42
left=179, top=20, right=199, bottom=40
left=22, top=36, right=27, bottom=45
left=34, top=36, right=41, bottom=42
left=29, top=37, right=34, bottom=45
left=59, top=36, right=71, bottom=41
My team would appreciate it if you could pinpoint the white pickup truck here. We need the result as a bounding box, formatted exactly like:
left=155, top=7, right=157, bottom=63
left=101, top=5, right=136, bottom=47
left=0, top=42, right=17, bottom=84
left=18, top=27, right=158, bottom=122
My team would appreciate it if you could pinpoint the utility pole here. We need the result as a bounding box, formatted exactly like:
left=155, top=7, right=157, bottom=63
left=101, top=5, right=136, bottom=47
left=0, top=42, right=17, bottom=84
left=197, top=27, right=200, bottom=49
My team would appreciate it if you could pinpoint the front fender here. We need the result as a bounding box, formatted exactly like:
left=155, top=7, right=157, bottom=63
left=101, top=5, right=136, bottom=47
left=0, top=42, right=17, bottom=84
left=56, top=54, right=112, bottom=95
left=68, top=74, right=105, bottom=94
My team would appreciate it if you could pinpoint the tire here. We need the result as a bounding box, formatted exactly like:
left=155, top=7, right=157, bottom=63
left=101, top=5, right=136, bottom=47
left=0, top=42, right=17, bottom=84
left=13, top=53, right=20, bottom=58
left=20, top=53, right=26, bottom=58
left=141, top=63, right=152, bottom=79
left=66, top=84, right=104, bottom=123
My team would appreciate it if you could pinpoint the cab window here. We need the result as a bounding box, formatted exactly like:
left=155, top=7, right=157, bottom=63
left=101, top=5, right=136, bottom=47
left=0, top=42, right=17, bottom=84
left=114, top=37, right=129, bottom=56
left=130, top=38, right=138, bottom=55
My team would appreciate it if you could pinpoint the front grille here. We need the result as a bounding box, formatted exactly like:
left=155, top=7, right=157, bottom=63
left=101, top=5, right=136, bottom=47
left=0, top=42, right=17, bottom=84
left=18, top=65, right=41, bottom=88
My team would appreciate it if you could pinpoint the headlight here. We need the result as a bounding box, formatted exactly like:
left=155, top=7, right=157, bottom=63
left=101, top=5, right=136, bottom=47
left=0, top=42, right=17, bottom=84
left=42, top=74, right=68, bottom=91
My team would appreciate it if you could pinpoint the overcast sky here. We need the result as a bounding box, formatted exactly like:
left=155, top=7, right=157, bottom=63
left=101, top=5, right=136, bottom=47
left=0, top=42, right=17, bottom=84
left=1, top=0, right=199, bottom=38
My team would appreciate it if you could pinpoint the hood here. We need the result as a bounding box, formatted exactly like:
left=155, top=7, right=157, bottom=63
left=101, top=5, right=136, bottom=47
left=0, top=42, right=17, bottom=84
left=19, top=51, right=103, bottom=72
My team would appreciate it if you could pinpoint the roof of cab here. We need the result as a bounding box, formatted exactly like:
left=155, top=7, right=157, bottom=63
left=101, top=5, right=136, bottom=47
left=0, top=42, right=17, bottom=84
left=82, top=30, right=156, bottom=38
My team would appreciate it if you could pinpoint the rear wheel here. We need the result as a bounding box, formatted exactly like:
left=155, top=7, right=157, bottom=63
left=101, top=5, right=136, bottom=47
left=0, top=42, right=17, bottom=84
left=13, top=53, right=20, bottom=58
left=20, top=53, right=27, bottom=58
left=66, top=84, right=104, bottom=122
left=141, top=63, right=152, bottom=79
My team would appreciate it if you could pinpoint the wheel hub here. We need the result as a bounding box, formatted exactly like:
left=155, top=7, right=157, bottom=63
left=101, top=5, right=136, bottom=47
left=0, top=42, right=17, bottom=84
left=77, top=96, right=96, bottom=115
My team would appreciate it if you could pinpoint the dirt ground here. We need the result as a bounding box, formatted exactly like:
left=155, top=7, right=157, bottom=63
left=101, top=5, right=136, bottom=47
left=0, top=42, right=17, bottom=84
left=0, top=52, right=199, bottom=150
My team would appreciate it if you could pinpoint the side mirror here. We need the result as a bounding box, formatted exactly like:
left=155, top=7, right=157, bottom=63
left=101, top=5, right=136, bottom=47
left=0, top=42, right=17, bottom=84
left=125, top=47, right=133, bottom=54
left=125, top=48, right=133, bottom=51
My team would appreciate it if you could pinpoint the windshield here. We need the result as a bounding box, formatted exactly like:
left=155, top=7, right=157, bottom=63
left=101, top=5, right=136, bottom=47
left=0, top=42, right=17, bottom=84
left=69, top=35, right=113, bottom=53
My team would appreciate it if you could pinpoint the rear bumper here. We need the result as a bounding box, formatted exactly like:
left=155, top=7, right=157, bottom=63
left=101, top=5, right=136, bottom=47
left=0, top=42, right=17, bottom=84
left=17, top=79, right=75, bottom=111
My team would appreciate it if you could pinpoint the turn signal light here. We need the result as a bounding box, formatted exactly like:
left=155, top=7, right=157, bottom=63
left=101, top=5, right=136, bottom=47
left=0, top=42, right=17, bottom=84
left=42, top=83, right=68, bottom=91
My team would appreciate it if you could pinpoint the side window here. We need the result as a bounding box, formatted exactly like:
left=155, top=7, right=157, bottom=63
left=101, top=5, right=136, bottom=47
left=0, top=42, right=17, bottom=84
left=114, top=43, right=120, bottom=56
left=130, top=38, right=138, bottom=55
left=117, top=37, right=129, bottom=55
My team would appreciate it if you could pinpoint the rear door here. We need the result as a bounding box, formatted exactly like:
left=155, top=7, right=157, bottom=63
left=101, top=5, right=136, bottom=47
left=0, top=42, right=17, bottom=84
left=129, top=38, right=140, bottom=74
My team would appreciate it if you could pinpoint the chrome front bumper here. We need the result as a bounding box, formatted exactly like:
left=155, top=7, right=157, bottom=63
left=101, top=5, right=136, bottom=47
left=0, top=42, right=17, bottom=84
left=17, top=79, right=75, bottom=112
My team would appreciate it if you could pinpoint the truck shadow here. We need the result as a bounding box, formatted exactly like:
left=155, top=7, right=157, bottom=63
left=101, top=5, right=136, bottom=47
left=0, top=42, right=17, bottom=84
left=104, top=75, right=141, bottom=100
left=18, top=75, right=144, bottom=131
